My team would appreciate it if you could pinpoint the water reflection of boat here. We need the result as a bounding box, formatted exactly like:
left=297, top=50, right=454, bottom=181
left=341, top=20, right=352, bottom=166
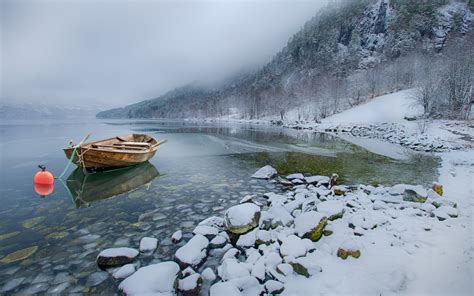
left=66, top=162, right=159, bottom=208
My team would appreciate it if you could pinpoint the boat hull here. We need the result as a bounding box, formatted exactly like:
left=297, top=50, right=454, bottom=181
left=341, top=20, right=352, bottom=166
left=63, top=134, right=162, bottom=169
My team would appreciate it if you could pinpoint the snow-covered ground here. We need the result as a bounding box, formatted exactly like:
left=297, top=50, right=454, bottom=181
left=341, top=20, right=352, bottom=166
left=96, top=89, right=472, bottom=295
left=322, top=89, right=422, bottom=125
left=176, top=89, right=473, bottom=295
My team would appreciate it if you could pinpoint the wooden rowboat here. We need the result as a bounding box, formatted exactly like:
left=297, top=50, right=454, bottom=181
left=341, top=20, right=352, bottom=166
left=63, top=134, right=166, bottom=169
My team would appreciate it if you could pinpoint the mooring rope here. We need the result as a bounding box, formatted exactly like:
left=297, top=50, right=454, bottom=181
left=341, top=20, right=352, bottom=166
left=55, top=145, right=79, bottom=180
left=55, top=133, right=92, bottom=180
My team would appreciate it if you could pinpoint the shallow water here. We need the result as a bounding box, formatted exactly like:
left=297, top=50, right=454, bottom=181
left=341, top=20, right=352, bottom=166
left=0, top=119, right=440, bottom=293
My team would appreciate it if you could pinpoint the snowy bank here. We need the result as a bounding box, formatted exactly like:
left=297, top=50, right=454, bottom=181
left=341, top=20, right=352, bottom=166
left=98, top=161, right=472, bottom=295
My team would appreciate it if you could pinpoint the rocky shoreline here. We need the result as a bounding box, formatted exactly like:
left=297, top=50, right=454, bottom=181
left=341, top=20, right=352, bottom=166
left=281, top=121, right=469, bottom=153
left=96, top=165, right=458, bottom=295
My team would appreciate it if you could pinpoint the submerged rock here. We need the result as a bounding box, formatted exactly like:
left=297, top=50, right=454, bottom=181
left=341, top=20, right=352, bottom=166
left=0, top=277, right=25, bottom=293
left=0, top=246, right=38, bottom=264
left=86, top=271, right=108, bottom=287
left=21, top=216, right=46, bottom=228
left=96, top=247, right=139, bottom=268
left=252, top=165, right=277, bottom=179
left=118, top=262, right=180, bottom=295
left=0, top=231, right=20, bottom=241
left=224, top=203, right=261, bottom=234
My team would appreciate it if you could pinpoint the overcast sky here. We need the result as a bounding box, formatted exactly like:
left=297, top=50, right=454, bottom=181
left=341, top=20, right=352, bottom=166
left=1, top=0, right=327, bottom=107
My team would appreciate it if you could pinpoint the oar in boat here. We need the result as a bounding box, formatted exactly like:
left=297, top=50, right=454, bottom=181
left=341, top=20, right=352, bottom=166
left=151, top=139, right=168, bottom=149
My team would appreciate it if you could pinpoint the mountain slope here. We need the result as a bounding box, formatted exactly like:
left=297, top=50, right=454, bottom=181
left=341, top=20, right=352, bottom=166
left=97, top=0, right=473, bottom=120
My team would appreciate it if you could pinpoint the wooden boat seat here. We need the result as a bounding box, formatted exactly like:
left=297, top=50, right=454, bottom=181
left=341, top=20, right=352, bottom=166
left=92, top=144, right=148, bottom=151
left=113, top=142, right=151, bottom=147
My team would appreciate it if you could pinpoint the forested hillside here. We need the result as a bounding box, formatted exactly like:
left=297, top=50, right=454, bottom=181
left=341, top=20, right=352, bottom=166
left=97, top=0, right=473, bottom=121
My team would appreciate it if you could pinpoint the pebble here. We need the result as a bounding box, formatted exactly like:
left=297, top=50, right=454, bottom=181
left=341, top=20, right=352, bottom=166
left=1, top=277, right=25, bottom=293
left=86, top=271, right=108, bottom=286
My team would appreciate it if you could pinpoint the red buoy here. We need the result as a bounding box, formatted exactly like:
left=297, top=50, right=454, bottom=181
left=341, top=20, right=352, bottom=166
left=34, top=165, right=54, bottom=185
left=34, top=183, right=54, bottom=197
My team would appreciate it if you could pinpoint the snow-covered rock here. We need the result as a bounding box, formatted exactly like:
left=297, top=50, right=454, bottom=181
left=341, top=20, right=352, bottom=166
left=172, top=230, right=183, bottom=243
left=252, top=165, right=277, bottom=179
left=175, top=234, right=209, bottom=268
left=112, top=264, right=136, bottom=279
left=210, top=281, right=242, bottom=296
left=118, top=262, right=180, bottom=295
left=317, top=200, right=345, bottom=220
left=229, top=276, right=263, bottom=295
left=236, top=228, right=258, bottom=248
left=193, top=225, right=219, bottom=239
left=433, top=205, right=459, bottom=220
left=286, top=173, right=305, bottom=180
left=268, top=205, right=294, bottom=227
left=305, top=175, right=330, bottom=185
left=218, top=258, right=250, bottom=281
left=265, top=280, right=284, bottom=294
left=224, top=203, right=261, bottom=234
left=403, top=186, right=428, bottom=203
left=198, top=216, right=225, bottom=229
left=287, top=255, right=322, bottom=277
left=139, top=237, right=158, bottom=253
left=96, top=247, right=139, bottom=267
left=294, top=211, right=327, bottom=241
left=210, top=234, right=228, bottom=249
left=201, top=267, right=216, bottom=281
left=279, top=235, right=309, bottom=258
left=178, top=273, right=202, bottom=295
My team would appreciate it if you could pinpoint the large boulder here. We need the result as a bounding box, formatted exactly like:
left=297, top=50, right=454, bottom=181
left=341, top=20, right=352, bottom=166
left=225, top=203, right=261, bottom=234
left=294, top=211, right=327, bottom=241
left=252, top=165, right=277, bottom=179
left=96, top=247, right=138, bottom=268
left=118, top=262, right=180, bottom=295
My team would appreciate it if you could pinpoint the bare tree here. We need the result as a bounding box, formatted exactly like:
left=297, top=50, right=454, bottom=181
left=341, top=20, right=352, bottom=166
left=412, top=57, right=441, bottom=115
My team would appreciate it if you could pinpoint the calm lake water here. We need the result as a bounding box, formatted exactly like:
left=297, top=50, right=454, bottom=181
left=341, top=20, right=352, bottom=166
left=0, top=119, right=440, bottom=294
